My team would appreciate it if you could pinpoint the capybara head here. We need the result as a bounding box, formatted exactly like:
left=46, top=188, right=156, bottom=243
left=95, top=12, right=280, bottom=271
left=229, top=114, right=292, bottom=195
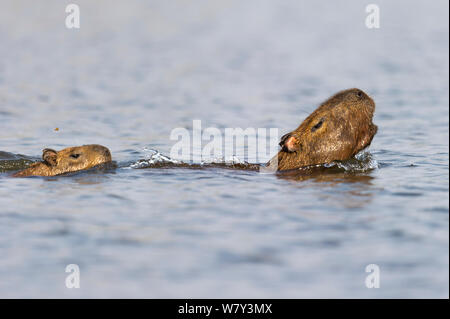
left=267, top=88, right=377, bottom=171
left=13, top=144, right=112, bottom=177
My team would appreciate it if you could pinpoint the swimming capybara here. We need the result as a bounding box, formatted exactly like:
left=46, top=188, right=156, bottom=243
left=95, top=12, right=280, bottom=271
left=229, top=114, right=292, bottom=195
left=13, top=144, right=112, bottom=177
left=266, top=88, right=377, bottom=171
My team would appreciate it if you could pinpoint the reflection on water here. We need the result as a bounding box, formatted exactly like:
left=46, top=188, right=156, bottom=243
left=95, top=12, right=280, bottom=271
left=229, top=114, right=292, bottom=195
left=277, top=168, right=375, bottom=209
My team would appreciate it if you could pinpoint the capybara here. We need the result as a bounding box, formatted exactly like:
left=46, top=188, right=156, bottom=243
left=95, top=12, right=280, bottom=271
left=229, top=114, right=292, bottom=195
left=13, top=144, right=112, bottom=177
left=266, top=88, right=377, bottom=171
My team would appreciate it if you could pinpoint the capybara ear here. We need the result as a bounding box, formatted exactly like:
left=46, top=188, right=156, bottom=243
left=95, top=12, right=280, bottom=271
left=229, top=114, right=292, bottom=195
left=42, top=148, right=58, bottom=166
left=279, top=133, right=299, bottom=152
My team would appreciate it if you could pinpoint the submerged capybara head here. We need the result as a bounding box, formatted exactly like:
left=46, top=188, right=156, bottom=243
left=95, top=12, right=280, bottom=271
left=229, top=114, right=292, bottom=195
left=267, top=88, right=378, bottom=171
left=13, top=144, right=112, bottom=177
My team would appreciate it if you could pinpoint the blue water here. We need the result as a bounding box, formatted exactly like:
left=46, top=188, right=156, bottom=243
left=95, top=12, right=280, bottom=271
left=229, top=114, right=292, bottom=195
left=0, top=0, right=448, bottom=298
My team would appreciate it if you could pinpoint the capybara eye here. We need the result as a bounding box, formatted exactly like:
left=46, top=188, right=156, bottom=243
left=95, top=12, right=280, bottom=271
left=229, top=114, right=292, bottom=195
left=70, top=154, right=81, bottom=159
left=356, top=90, right=363, bottom=98
left=311, top=119, right=324, bottom=132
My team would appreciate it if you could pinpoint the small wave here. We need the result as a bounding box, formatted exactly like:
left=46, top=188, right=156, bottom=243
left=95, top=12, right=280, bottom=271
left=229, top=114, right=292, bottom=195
left=129, top=148, right=181, bottom=169
left=200, top=156, right=261, bottom=171
left=200, top=155, right=248, bottom=165
left=128, top=149, right=260, bottom=170
left=128, top=148, right=377, bottom=173
left=324, top=151, right=379, bottom=172
left=0, top=152, right=34, bottom=173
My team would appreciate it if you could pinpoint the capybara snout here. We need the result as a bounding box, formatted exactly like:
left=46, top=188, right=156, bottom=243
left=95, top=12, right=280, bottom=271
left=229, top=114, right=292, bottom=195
left=13, top=144, right=112, bottom=177
left=268, top=88, right=378, bottom=171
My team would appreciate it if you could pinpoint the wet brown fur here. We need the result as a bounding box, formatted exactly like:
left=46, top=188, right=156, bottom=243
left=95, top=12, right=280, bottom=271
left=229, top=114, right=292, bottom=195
left=13, top=144, right=112, bottom=177
left=267, top=88, right=377, bottom=171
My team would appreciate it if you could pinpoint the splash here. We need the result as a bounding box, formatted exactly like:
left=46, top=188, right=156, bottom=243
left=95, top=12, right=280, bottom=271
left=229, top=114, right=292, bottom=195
left=128, top=148, right=260, bottom=170
left=128, top=147, right=378, bottom=173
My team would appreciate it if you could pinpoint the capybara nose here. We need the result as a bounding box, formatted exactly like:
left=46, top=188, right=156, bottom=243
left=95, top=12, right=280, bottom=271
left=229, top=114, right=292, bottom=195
left=97, top=145, right=112, bottom=161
